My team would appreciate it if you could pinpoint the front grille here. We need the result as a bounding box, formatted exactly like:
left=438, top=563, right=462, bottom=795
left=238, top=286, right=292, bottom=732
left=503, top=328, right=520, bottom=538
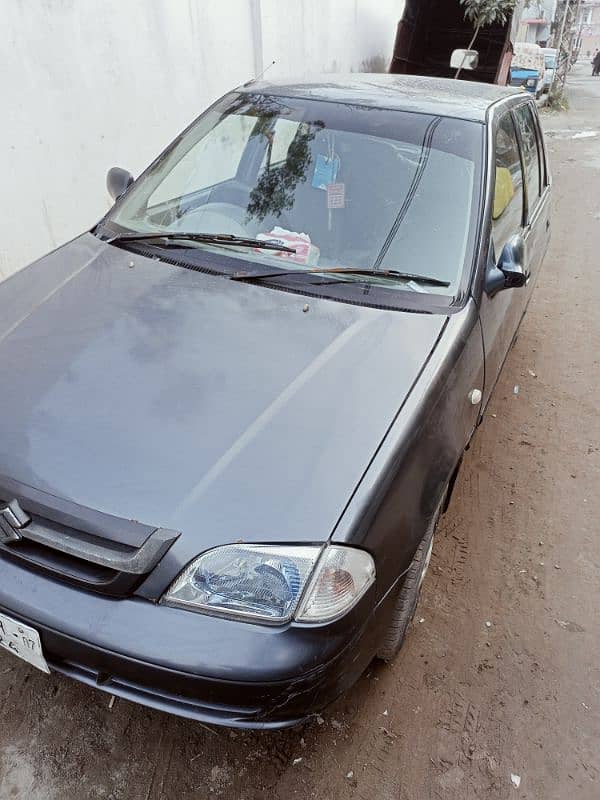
left=3, top=536, right=118, bottom=584
left=0, top=485, right=179, bottom=598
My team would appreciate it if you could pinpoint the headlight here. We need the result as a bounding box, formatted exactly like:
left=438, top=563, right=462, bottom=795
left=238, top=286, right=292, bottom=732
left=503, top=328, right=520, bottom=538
left=526, top=78, right=536, bottom=87
left=163, top=544, right=375, bottom=624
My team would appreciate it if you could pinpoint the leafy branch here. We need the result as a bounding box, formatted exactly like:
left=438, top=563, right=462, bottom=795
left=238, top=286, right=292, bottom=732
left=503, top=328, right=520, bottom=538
left=456, top=0, right=519, bottom=78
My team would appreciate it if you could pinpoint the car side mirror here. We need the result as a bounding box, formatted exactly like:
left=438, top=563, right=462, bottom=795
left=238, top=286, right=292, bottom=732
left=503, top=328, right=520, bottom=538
left=485, top=235, right=528, bottom=296
left=450, top=49, right=479, bottom=71
left=106, top=167, right=134, bottom=201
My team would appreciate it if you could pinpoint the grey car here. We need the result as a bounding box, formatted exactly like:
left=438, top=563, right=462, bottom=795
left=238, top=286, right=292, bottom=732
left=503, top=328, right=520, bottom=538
left=0, top=75, right=550, bottom=728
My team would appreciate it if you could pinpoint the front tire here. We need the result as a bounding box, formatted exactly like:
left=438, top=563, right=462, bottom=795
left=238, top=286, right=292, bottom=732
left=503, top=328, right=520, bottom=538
left=376, top=500, right=441, bottom=662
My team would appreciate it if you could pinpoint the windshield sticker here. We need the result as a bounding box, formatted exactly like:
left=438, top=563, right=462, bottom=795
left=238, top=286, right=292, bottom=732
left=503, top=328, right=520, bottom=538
left=327, top=183, right=345, bottom=209
left=312, top=153, right=340, bottom=190
left=255, top=227, right=320, bottom=266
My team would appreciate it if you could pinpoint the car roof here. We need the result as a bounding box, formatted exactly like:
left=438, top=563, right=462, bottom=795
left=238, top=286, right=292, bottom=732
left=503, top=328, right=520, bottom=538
left=239, top=73, right=523, bottom=123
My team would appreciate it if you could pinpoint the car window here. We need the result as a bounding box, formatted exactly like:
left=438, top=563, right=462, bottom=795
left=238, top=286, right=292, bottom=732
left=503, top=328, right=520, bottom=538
left=148, top=114, right=257, bottom=207
left=514, top=104, right=542, bottom=218
left=492, top=113, right=524, bottom=257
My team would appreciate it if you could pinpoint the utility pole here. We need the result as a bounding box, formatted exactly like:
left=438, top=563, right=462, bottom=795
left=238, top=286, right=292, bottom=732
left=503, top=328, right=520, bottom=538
left=550, top=0, right=584, bottom=99
left=573, top=1, right=587, bottom=52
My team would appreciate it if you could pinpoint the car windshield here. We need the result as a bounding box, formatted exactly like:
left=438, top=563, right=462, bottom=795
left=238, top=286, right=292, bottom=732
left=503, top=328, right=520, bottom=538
left=104, top=92, right=483, bottom=297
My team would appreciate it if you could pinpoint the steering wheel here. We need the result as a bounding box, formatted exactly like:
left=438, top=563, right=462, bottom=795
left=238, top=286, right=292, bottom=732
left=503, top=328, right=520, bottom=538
left=173, top=202, right=249, bottom=237
left=176, top=200, right=298, bottom=242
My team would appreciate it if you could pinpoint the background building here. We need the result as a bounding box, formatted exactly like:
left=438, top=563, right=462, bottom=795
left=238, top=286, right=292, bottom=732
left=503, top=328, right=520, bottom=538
left=577, top=0, right=600, bottom=55
left=1, top=0, right=402, bottom=280
left=517, top=0, right=558, bottom=45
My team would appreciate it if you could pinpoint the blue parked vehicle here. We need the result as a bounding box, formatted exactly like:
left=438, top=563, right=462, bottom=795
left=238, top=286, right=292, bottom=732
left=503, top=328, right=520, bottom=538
left=510, top=42, right=546, bottom=98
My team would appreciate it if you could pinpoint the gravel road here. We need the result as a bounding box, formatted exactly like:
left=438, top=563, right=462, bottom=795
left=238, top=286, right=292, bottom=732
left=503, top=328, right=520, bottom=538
left=1, top=66, right=599, bottom=800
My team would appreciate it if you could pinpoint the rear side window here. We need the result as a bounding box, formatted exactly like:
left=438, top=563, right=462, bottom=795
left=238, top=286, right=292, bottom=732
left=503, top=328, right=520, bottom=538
left=514, top=104, right=542, bottom=217
left=492, top=113, right=524, bottom=256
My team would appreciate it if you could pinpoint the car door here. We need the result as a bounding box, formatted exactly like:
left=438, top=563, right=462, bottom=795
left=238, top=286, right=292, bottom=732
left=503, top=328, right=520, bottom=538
left=478, top=109, right=529, bottom=409
left=513, top=100, right=552, bottom=301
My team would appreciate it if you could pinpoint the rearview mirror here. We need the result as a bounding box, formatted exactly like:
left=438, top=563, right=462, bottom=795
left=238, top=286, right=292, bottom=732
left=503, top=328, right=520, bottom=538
left=450, top=49, right=479, bottom=71
left=106, top=167, right=134, bottom=201
left=485, top=235, right=528, bottom=296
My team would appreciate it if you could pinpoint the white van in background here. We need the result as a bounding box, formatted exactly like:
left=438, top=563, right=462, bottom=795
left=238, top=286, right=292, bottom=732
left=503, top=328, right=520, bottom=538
left=542, top=48, right=558, bottom=93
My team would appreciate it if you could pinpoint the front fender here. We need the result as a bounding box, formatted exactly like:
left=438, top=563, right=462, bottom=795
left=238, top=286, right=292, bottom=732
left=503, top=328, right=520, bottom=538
left=332, top=299, right=484, bottom=597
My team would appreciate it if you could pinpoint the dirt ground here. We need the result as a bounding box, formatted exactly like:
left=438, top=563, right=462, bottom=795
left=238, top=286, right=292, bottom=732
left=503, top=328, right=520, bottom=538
left=1, top=67, right=599, bottom=800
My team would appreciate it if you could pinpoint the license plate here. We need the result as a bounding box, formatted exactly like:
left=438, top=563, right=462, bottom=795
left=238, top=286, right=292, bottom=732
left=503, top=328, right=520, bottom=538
left=0, top=612, right=50, bottom=674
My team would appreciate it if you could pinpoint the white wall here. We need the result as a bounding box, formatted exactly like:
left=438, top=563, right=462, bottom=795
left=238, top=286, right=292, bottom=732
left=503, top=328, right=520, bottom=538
left=0, top=0, right=403, bottom=279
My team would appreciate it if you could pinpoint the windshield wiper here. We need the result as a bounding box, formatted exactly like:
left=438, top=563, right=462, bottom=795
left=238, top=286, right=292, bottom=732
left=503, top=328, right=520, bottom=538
left=230, top=267, right=451, bottom=288
left=104, top=233, right=449, bottom=287
left=106, top=231, right=296, bottom=254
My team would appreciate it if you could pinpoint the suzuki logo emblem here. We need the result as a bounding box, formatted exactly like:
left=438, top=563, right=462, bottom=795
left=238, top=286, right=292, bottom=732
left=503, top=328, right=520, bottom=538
left=0, top=500, right=30, bottom=544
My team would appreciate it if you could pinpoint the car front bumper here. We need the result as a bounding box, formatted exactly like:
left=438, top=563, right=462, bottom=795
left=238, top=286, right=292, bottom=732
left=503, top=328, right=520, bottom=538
left=0, top=557, right=387, bottom=729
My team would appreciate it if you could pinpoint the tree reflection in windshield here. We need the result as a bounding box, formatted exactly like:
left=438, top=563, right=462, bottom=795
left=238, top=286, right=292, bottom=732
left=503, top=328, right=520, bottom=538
left=246, top=119, right=321, bottom=223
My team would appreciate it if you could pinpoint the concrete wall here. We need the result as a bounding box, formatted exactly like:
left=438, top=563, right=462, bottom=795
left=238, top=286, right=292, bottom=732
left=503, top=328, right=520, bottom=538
left=1, top=0, right=403, bottom=280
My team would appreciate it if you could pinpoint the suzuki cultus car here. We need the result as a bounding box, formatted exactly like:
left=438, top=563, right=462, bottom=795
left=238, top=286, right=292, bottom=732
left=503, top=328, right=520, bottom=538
left=0, top=74, right=550, bottom=728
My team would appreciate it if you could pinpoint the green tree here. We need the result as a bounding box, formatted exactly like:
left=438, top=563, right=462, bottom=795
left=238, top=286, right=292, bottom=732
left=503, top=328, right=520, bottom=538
left=456, top=0, right=518, bottom=78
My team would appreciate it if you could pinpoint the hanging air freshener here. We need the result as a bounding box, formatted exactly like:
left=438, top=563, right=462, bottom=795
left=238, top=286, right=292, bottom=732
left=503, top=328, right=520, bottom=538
left=312, top=153, right=340, bottom=190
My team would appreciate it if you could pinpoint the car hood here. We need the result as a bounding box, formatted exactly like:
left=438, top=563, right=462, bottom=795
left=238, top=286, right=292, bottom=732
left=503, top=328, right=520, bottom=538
left=0, top=234, right=447, bottom=551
